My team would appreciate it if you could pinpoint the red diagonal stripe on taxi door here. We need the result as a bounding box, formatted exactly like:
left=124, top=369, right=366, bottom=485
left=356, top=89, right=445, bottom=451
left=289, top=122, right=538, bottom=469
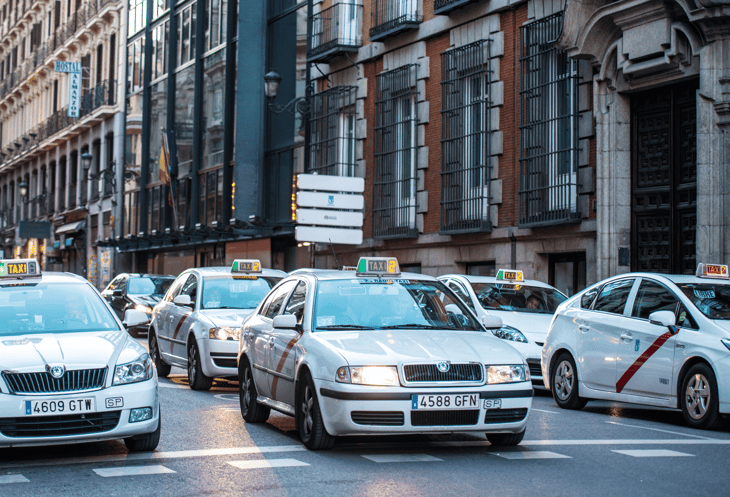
left=271, top=335, right=301, bottom=399
left=615, top=327, right=679, bottom=393
left=171, top=312, right=192, bottom=353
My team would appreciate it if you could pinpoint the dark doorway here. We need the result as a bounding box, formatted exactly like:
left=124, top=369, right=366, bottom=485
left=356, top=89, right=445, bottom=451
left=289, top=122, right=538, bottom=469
left=548, top=252, right=586, bottom=297
left=631, top=79, right=698, bottom=274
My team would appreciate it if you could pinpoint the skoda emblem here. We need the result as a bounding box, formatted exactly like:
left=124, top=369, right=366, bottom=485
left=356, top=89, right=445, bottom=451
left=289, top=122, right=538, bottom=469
left=47, top=365, right=66, bottom=379
left=436, top=361, right=450, bottom=373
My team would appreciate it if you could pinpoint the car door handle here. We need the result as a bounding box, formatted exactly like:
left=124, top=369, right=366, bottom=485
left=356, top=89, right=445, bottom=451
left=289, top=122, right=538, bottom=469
left=620, top=333, right=633, bottom=341
left=578, top=324, right=590, bottom=332
left=676, top=342, right=685, bottom=349
left=269, top=337, right=276, bottom=347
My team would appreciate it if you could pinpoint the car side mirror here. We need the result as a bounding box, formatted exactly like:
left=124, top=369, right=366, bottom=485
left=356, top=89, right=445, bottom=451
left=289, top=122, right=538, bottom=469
left=481, top=315, right=503, bottom=329
left=173, top=294, right=192, bottom=306
left=649, top=310, right=676, bottom=327
left=124, top=309, right=148, bottom=328
left=273, top=314, right=298, bottom=329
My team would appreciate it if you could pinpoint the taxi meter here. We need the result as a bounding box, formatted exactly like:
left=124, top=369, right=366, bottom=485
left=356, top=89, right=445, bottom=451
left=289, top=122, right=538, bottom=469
left=356, top=257, right=400, bottom=276
left=696, top=263, right=729, bottom=279
left=0, top=259, right=40, bottom=279
left=231, top=259, right=262, bottom=278
left=496, top=269, right=524, bottom=282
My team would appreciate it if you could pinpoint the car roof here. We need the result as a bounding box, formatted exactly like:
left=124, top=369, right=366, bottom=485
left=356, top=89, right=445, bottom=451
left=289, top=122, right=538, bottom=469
left=124, top=273, right=176, bottom=278
left=289, top=268, right=438, bottom=282
left=190, top=266, right=288, bottom=278
left=0, top=271, right=91, bottom=285
left=596, top=272, right=730, bottom=287
left=439, top=273, right=558, bottom=290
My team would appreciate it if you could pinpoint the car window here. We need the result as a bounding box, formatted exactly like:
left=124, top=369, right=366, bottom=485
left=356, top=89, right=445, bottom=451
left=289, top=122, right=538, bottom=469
left=678, top=283, right=730, bottom=320
left=283, top=280, right=307, bottom=324
left=179, top=274, right=198, bottom=306
left=163, top=275, right=186, bottom=302
left=633, top=280, right=698, bottom=329
left=201, top=276, right=281, bottom=309
left=263, top=280, right=297, bottom=320
left=470, top=282, right=567, bottom=313
left=448, top=281, right=475, bottom=311
left=592, top=279, right=635, bottom=315
left=104, top=275, right=125, bottom=294
left=128, top=277, right=156, bottom=295
left=581, top=286, right=600, bottom=308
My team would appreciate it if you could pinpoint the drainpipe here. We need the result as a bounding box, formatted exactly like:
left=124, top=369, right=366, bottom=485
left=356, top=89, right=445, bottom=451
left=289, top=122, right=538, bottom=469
left=509, top=227, right=517, bottom=268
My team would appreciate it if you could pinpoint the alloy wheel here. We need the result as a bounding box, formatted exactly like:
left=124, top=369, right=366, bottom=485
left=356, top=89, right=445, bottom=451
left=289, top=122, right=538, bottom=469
left=554, top=360, right=574, bottom=401
left=685, top=373, right=710, bottom=420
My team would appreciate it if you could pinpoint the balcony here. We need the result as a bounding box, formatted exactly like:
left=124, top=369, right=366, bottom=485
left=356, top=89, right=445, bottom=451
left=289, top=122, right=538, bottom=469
left=369, top=0, right=422, bottom=42
left=433, top=0, right=478, bottom=15
left=308, top=3, right=363, bottom=63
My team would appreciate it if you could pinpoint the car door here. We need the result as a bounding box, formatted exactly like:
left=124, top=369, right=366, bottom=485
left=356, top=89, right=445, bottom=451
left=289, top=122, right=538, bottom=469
left=269, top=280, right=307, bottom=406
left=575, top=278, right=637, bottom=392
left=168, top=273, right=198, bottom=363
left=617, top=278, right=684, bottom=398
left=106, top=275, right=128, bottom=320
left=154, top=274, right=185, bottom=341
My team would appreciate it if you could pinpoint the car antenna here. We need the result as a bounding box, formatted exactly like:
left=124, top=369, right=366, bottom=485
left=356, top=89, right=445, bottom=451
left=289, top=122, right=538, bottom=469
left=329, top=239, right=341, bottom=270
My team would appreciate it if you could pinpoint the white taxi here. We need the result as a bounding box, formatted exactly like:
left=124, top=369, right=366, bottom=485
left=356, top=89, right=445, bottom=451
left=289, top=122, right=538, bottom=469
left=439, top=271, right=567, bottom=387
left=0, top=260, right=160, bottom=450
left=238, top=257, right=533, bottom=450
left=149, top=260, right=286, bottom=390
left=542, top=263, right=730, bottom=429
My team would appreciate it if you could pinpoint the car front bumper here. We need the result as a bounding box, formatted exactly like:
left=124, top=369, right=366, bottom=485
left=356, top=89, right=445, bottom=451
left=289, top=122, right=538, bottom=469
left=316, top=380, right=533, bottom=437
left=198, top=337, right=239, bottom=378
left=0, top=378, right=159, bottom=448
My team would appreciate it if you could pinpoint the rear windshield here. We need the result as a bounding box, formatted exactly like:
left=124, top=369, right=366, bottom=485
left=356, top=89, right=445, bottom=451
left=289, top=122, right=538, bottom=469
left=678, top=283, right=730, bottom=320
left=0, top=282, right=120, bottom=336
left=470, top=282, right=567, bottom=313
left=128, top=276, right=175, bottom=296
left=201, top=276, right=281, bottom=310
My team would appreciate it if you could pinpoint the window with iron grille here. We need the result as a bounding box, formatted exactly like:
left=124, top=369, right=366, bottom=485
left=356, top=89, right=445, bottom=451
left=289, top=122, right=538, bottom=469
left=519, top=12, right=579, bottom=226
left=440, top=40, right=492, bottom=234
left=374, top=65, right=418, bottom=238
left=308, top=85, right=358, bottom=176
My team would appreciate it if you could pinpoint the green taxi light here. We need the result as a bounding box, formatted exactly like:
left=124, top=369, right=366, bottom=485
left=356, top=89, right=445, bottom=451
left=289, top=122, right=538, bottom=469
left=0, top=259, right=41, bottom=279
left=356, top=257, right=400, bottom=276
left=496, top=269, right=524, bottom=282
left=232, top=259, right=262, bottom=273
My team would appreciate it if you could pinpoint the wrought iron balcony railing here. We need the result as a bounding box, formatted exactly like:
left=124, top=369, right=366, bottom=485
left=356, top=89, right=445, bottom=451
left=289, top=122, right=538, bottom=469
left=308, top=3, right=363, bottom=62
left=433, top=0, right=478, bottom=15
left=370, top=0, right=422, bottom=42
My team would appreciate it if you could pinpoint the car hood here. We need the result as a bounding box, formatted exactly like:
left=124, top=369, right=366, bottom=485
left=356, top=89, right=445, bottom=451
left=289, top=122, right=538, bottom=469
left=0, top=330, right=129, bottom=372
left=483, top=310, right=554, bottom=342
left=313, top=329, right=525, bottom=365
left=128, top=295, right=162, bottom=307
left=199, top=309, right=254, bottom=328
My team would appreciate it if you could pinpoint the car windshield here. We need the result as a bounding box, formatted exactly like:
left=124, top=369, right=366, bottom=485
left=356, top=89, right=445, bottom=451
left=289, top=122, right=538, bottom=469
left=678, top=283, right=730, bottom=320
left=128, top=276, right=175, bottom=296
left=470, top=282, right=566, bottom=313
left=0, top=282, right=120, bottom=336
left=201, top=276, right=281, bottom=310
left=313, top=278, right=482, bottom=331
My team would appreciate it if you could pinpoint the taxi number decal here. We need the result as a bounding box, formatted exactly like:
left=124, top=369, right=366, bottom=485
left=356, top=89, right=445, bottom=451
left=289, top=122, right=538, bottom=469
left=616, top=327, right=679, bottom=393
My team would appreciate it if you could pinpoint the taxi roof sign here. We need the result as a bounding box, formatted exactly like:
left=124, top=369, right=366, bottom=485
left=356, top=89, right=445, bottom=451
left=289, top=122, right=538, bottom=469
left=356, top=257, right=400, bottom=276
left=696, top=263, right=729, bottom=280
left=0, top=259, right=41, bottom=279
left=232, top=259, right=262, bottom=273
left=496, top=269, right=524, bottom=282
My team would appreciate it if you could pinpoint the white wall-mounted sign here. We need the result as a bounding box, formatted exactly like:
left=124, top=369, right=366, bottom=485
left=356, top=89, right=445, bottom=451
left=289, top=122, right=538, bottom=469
left=67, top=72, right=80, bottom=118
left=298, top=174, right=364, bottom=193
left=296, top=209, right=363, bottom=228
left=296, top=191, right=364, bottom=210
left=295, top=226, right=363, bottom=245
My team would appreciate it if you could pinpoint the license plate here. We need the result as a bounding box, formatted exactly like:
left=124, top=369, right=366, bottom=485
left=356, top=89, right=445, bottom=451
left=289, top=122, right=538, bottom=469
left=24, top=398, right=95, bottom=416
left=411, top=394, right=479, bottom=410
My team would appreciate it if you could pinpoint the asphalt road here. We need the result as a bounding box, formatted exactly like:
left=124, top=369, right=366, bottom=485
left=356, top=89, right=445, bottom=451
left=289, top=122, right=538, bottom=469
left=1, top=362, right=729, bottom=496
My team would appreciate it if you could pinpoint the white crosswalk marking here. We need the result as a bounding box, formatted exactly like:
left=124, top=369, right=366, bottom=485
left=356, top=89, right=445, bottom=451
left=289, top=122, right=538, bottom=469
left=612, top=449, right=694, bottom=458
left=0, top=475, right=29, bottom=484
left=361, top=454, right=443, bottom=463
left=492, top=451, right=571, bottom=460
left=93, top=465, right=177, bottom=477
left=228, top=459, right=310, bottom=469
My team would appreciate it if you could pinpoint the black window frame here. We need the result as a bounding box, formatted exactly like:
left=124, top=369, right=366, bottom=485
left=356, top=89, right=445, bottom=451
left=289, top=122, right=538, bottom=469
left=308, top=85, right=358, bottom=176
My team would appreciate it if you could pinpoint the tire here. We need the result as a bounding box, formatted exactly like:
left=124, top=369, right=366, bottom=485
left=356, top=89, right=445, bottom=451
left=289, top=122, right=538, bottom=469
left=551, top=352, right=587, bottom=410
left=124, top=413, right=161, bottom=452
left=297, top=373, right=335, bottom=450
left=188, top=340, right=213, bottom=391
left=487, top=429, right=525, bottom=446
left=149, top=332, right=171, bottom=378
left=239, top=358, right=270, bottom=423
left=680, top=363, right=723, bottom=430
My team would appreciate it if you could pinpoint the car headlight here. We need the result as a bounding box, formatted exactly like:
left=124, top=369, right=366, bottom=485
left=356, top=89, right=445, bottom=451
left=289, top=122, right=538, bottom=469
left=486, top=365, right=529, bottom=384
left=134, top=304, right=153, bottom=315
left=209, top=327, right=241, bottom=341
left=114, top=352, right=153, bottom=385
left=335, top=366, right=400, bottom=386
left=490, top=325, right=528, bottom=343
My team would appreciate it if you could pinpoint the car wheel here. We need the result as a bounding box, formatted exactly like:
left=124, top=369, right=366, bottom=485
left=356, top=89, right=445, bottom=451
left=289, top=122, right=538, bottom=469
left=149, top=332, right=171, bottom=378
left=188, top=340, right=213, bottom=391
left=551, top=352, right=587, bottom=410
left=124, top=413, right=161, bottom=452
left=487, top=429, right=525, bottom=446
left=297, top=373, right=334, bottom=450
left=681, top=363, right=723, bottom=430
left=239, top=358, right=270, bottom=423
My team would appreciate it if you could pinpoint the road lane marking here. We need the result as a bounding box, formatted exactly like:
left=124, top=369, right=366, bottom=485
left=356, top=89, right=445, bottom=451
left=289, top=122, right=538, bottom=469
left=214, top=394, right=238, bottom=401
left=0, top=475, right=29, bottom=484
left=491, top=451, right=571, bottom=460
left=157, top=382, right=189, bottom=389
left=531, top=409, right=560, bottom=414
left=361, top=454, right=442, bottom=463
left=612, top=449, right=694, bottom=458
left=605, top=421, right=714, bottom=440
left=228, top=459, right=309, bottom=469
left=93, top=465, right=176, bottom=477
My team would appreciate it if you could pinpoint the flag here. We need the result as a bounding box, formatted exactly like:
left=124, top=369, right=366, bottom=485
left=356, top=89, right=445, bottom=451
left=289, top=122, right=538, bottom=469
left=159, top=131, right=171, bottom=187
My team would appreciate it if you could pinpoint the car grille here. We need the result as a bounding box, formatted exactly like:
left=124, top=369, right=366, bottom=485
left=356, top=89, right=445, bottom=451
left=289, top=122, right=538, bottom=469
left=411, top=409, right=480, bottom=426
left=351, top=411, right=404, bottom=426
left=0, top=411, right=121, bottom=438
left=2, top=369, right=107, bottom=394
left=484, top=408, right=528, bottom=424
left=526, top=360, right=542, bottom=378
left=402, top=363, right=483, bottom=383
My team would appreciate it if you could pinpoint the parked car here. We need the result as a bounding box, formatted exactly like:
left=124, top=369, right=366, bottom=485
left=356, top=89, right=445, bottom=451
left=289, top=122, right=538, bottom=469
left=102, top=273, right=176, bottom=337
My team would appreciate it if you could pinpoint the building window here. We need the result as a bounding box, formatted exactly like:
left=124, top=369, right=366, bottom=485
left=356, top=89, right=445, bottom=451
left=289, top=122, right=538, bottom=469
left=440, top=40, right=493, bottom=234
left=309, top=2, right=362, bottom=61
left=127, top=36, right=145, bottom=94
left=177, top=2, right=197, bottom=66
left=369, top=0, right=422, bottom=42
left=204, top=0, right=226, bottom=53
left=519, top=12, right=579, bottom=226
left=466, top=261, right=495, bottom=276
left=308, top=85, right=357, bottom=176
left=129, top=0, right=147, bottom=37
left=374, top=64, right=418, bottom=239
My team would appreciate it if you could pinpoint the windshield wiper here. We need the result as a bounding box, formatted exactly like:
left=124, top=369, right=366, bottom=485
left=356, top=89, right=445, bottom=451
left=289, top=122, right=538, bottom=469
left=381, top=323, right=444, bottom=330
left=317, top=324, right=376, bottom=330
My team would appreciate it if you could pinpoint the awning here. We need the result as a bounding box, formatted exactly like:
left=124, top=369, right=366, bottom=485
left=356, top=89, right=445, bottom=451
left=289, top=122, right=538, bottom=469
left=56, top=220, right=86, bottom=235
